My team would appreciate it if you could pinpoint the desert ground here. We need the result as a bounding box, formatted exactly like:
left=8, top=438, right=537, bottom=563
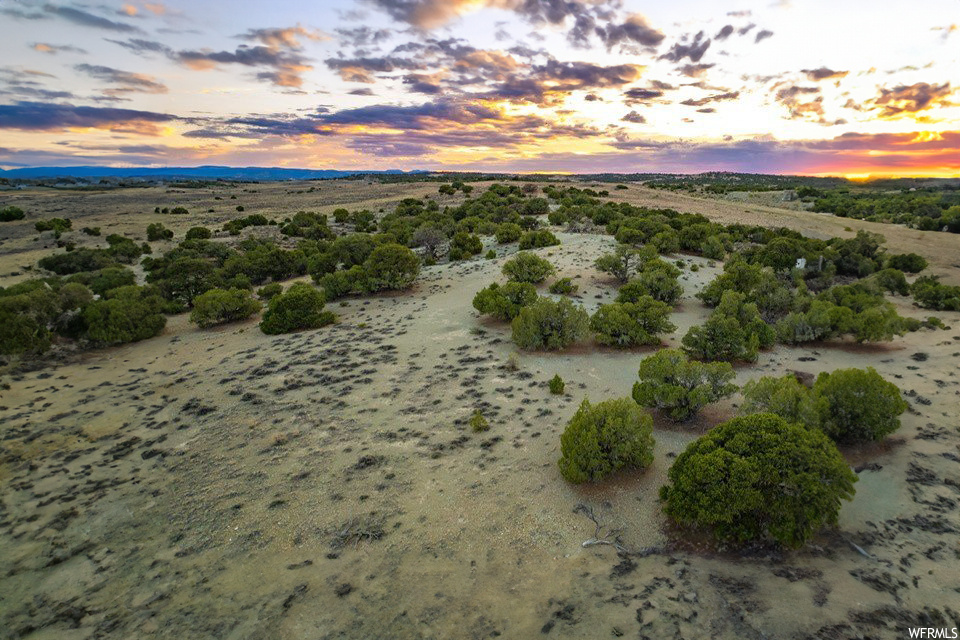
left=1, top=180, right=958, bottom=639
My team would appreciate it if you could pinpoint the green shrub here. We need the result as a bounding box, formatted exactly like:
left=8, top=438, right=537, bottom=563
left=146, top=223, right=173, bottom=242
left=502, top=251, right=555, bottom=283
left=39, top=248, right=117, bottom=275
left=590, top=298, right=675, bottom=347
left=0, top=205, right=25, bottom=222
left=257, top=282, right=283, bottom=300
left=0, top=283, right=63, bottom=355
left=495, top=222, right=523, bottom=244
left=650, top=230, right=680, bottom=254
left=511, top=298, right=589, bottom=350
left=449, top=232, right=483, bottom=260
left=682, top=291, right=774, bottom=362
left=169, top=207, right=189, bottom=215
left=472, top=282, right=537, bottom=321
left=364, top=243, right=420, bottom=291
left=318, top=265, right=370, bottom=300
left=190, top=288, right=261, bottom=328
left=886, top=253, right=927, bottom=273
left=469, top=410, right=489, bottom=433
left=81, top=227, right=101, bottom=236
left=595, top=245, right=654, bottom=283
left=82, top=286, right=167, bottom=346
left=661, top=413, right=857, bottom=548
left=701, top=235, right=726, bottom=260
left=632, top=348, right=737, bottom=421
left=549, top=277, right=577, bottom=295
left=740, top=374, right=823, bottom=428
left=558, top=398, right=654, bottom=483
left=617, top=269, right=682, bottom=306
left=69, top=267, right=136, bottom=296
left=812, top=367, right=907, bottom=443
left=911, top=276, right=960, bottom=311
left=35, top=218, right=72, bottom=235
left=872, top=268, right=909, bottom=295
left=518, top=229, right=560, bottom=250
left=186, top=226, right=212, bottom=240
left=549, top=374, right=565, bottom=395
left=149, top=257, right=222, bottom=305
left=260, top=282, right=334, bottom=334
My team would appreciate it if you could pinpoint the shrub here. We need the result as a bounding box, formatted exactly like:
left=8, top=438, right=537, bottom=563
left=495, top=222, right=523, bottom=244
left=549, top=374, right=565, bottom=395
left=186, top=226, right=212, bottom=240
left=871, top=268, right=909, bottom=295
left=740, top=374, right=823, bottom=428
left=0, top=205, right=25, bottom=221
left=472, top=282, right=537, bottom=321
left=82, top=286, right=167, bottom=346
left=502, top=251, right=555, bottom=283
left=169, top=207, right=189, bottom=215
left=260, top=283, right=334, bottom=335
left=661, top=413, right=857, bottom=548
left=590, top=298, right=675, bottom=347
left=511, top=298, right=589, bottom=350
left=595, top=245, right=653, bottom=283
left=469, top=410, right=489, bottom=433
left=411, top=227, right=446, bottom=260
left=557, top=398, right=654, bottom=483
left=683, top=291, right=774, bottom=362
left=149, top=257, right=222, bottom=305
left=701, top=235, right=726, bottom=260
left=617, top=270, right=682, bottom=306
left=318, top=265, right=370, bottom=300
left=518, top=229, right=560, bottom=250
left=632, top=348, right=737, bottom=421
left=364, top=243, right=420, bottom=291
left=0, top=283, right=63, bottom=355
left=886, top=253, right=927, bottom=273
left=911, top=276, right=960, bottom=311
left=650, top=230, right=680, bottom=254
left=812, top=367, right=907, bottom=443
left=77, top=267, right=136, bottom=296
left=81, top=227, right=101, bottom=236
left=449, top=231, right=483, bottom=260
left=35, top=218, right=72, bottom=234
left=549, top=277, right=577, bottom=295
left=39, top=248, right=117, bottom=275
left=190, top=288, right=261, bottom=328
left=146, top=223, right=173, bottom=241
left=257, top=283, right=283, bottom=300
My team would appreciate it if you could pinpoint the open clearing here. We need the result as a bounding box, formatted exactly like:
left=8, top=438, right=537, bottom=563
left=1, top=181, right=958, bottom=639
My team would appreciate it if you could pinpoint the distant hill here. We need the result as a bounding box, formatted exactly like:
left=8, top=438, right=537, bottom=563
left=0, top=166, right=426, bottom=181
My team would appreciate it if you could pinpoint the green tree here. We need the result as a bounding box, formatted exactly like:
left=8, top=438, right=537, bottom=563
left=260, top=283, right=334, bottom=335
left=558, top=398, right=654, bottom=483
left=740, top=374, right=824, bottom=428
left=364, top=243, right=420, bottom=291
left=885, top=253, right=927, bottom=273
left=632, top=348, right=737, bottom=421
left=185, top=226, right=212, bottom=240
left=661, top=413, right=857, bottom=548
left=495, top=222, right=523, bottom=244
left=511, top=298, right=589, bottom=350
left=472, top=282, right=537, bottom=321
left=617, top=269, right=683, bottom=306
left=449, top=231, right=483, bottom=260
left=549, top=374, right=565, bottom=395
left=0, top=206, right=25, bottom=222
left=190, top=288, right=261, bottom=328
left=682, top=291, right=774, bottom=362
left=812, top=367, right=907, bottom=443
left=502, top=251, right=555, bottom=283
left=146, top=223, right=173, bottom=241
left=518, top=229, right=560, bottom=250
left=590, top=298, right=675, bottom=347
left=82, top=286, right=167, bottom=346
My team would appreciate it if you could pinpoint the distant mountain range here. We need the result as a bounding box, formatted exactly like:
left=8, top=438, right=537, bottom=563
left=0, top=166, right=427, bottom=180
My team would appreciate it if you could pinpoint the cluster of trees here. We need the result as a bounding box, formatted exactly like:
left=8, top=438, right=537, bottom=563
left=557, top=355, right=906, bottom=548
left=811, top=188, right=960, bottom=233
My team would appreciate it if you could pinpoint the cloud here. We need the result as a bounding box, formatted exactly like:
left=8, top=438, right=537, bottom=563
left=680, top=91, right=740, bottom=107
left=348, top=87, right=375, bottom=96
left=237, top=26, right=329, bottom=49
left=177, top=46, right=313, bottom=87
left=714, top=25, right=734, bottom=40
left=0, top=101, right=175, bottom=134
left=623, top=87, right=665, bottom=106
left=660, top=31, right=710, bottom=63
left=754, top=29, right=774, bottom=43
left=599, top=14, right=665, bottom=49
left=75, top=64, right=168, bottom=95
left=43, top=4, right=142, bottom=32
left=106, top=38, right=173, bottom=56
left=325, top=56, right=424, bottom=83
left=802, top=67, right=848, bottom=81
left=621, top=110, right=646, bottom=124
left=679, top=63, right=714, bottom=78
left=872, top=82, right=954, bottom=118
left=31, top=42, right=88, bottom=55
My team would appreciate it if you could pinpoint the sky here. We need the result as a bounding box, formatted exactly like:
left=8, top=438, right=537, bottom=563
left=0, top=0, right=958, bottom=177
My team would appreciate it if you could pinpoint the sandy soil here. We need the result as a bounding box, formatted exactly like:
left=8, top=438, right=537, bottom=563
left=1, top=181, right=959, bottom=639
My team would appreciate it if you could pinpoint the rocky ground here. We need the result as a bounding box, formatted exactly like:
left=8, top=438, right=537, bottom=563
left=1, top=182, right=958, bottom=639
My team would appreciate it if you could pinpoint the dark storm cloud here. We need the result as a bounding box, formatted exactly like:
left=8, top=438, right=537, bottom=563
left=0, top=101, right=175, bottom=131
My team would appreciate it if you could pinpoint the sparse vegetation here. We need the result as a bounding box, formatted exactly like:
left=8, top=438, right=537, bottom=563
left=632, top=348, right=737, bottom=421
left=558, top=398, right=654, bottom=483
left=511, top=297, right=588, bottom=350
